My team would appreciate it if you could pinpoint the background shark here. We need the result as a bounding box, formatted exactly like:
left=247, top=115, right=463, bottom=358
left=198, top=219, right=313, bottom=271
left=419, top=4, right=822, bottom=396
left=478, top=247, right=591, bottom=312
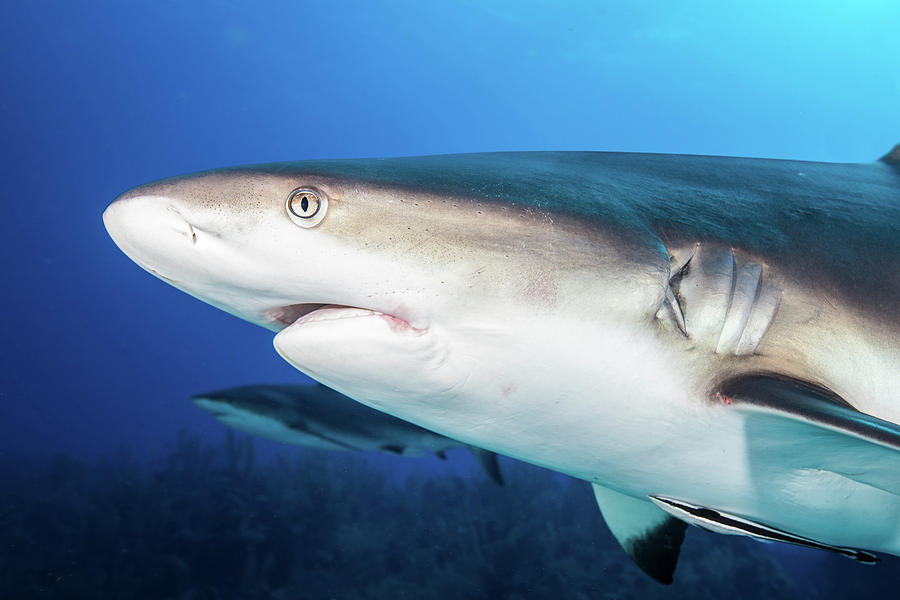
left=192, top=382, right=503, bottom=485
left=104, top=149, right=900, bottom=583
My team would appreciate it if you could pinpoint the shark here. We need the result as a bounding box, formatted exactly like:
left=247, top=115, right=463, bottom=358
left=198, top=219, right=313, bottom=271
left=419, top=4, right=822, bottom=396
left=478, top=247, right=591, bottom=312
left=103, top=148, right=900, bottom=583
left=192, top=382, right=503, bottom=484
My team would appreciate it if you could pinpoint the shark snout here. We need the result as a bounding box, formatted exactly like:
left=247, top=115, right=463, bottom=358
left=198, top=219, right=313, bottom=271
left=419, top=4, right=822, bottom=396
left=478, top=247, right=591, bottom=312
left=191, top=396, right=228, bottom=416
left=103, top=191, right=201, bottom=282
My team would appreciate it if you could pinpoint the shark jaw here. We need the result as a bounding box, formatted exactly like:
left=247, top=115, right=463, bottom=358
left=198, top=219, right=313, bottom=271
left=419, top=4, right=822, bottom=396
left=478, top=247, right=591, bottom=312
left=104, top=152, right=900, bottom=579
left=272, top=304, right=452, bottom=413
left=269, top=305, right=426, bottom=336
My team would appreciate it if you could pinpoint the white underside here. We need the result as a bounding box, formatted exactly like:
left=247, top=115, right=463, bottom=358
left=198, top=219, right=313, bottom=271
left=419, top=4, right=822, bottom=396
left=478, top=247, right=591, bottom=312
left=274, top=302, right=900, bottom=556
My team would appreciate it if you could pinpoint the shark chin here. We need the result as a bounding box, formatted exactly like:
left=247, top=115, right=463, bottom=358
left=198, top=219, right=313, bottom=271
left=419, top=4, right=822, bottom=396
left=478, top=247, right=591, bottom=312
left=273, top=305, right=450, bottom=413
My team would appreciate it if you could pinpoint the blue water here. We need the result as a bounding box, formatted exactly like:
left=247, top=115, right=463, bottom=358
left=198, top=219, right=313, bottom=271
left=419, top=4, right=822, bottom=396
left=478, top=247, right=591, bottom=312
left=2, top=1, right=899, bottom=597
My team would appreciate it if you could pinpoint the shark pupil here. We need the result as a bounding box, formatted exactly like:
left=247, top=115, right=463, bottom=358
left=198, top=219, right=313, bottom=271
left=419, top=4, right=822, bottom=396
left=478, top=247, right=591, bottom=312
left=301, top=196, right=309, bottom=213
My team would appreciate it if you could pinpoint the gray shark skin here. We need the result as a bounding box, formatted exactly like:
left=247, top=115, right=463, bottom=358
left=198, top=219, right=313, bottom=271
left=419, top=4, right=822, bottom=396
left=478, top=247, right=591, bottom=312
left=192, top=383, right=503, bottom=484
left=104, top=149, right=900, bottom=583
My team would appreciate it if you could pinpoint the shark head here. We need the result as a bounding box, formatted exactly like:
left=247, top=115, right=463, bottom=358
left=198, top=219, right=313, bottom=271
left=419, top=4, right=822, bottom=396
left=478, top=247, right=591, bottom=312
left=191, top=386, right=323, bottom=447
left=105, top=152, right=900, bottom=579
left=104, top=156, right=675, bottom=427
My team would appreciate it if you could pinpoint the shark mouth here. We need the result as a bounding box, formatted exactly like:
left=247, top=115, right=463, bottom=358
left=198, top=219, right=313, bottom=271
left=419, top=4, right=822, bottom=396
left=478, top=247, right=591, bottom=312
left=267, top=303, right=327, bottom=328
left=265, top=303, right=425, bottom=334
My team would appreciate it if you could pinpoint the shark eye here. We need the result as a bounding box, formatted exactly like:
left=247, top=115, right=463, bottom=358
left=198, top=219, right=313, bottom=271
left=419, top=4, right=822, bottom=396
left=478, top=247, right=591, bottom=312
left=286, top=188, right=327, bottom=227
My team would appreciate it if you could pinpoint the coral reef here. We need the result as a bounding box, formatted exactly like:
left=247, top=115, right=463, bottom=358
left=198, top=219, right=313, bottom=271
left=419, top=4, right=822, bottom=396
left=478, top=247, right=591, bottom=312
left=1, top=431, right=895, bottom=599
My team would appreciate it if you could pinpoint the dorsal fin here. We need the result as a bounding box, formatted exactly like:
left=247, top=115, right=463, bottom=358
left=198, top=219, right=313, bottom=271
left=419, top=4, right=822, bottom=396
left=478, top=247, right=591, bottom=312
left=592, top=484, right=686, bottom=584
left=880, top=143, right=900, bottom=165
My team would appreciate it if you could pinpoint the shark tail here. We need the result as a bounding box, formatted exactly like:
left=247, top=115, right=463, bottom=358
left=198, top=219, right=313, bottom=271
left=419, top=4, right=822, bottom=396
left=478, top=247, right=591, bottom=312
left=468, top=447, right=503, bottom=486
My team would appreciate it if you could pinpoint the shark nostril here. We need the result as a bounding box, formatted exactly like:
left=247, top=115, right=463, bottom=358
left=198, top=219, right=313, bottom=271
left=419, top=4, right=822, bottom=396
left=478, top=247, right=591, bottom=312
left=164, top=205, right=197, bottom=245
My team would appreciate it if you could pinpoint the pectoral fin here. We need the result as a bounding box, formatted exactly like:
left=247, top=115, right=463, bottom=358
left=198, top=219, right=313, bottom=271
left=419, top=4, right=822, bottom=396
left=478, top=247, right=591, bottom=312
left=720, top=374, right=900, bottom=495
left=468, top=447, right=503, bottom=486
left=592, top=484, right=686, bottom=584
left=721, top=375, right=900, bottom=451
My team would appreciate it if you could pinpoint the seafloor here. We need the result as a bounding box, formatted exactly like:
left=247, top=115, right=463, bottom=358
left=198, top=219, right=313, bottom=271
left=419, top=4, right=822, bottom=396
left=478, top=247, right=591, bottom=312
left=2, top=431, right=896, bottom=599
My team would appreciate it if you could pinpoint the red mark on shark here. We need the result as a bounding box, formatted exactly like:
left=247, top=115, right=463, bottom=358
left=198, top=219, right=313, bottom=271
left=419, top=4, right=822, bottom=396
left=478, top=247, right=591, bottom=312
left=380, top=313, right=425, bottom=335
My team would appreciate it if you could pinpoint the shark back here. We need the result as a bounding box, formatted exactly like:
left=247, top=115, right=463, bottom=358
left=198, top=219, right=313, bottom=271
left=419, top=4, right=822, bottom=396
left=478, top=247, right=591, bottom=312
left=253, top=151, right=900, bottom=320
